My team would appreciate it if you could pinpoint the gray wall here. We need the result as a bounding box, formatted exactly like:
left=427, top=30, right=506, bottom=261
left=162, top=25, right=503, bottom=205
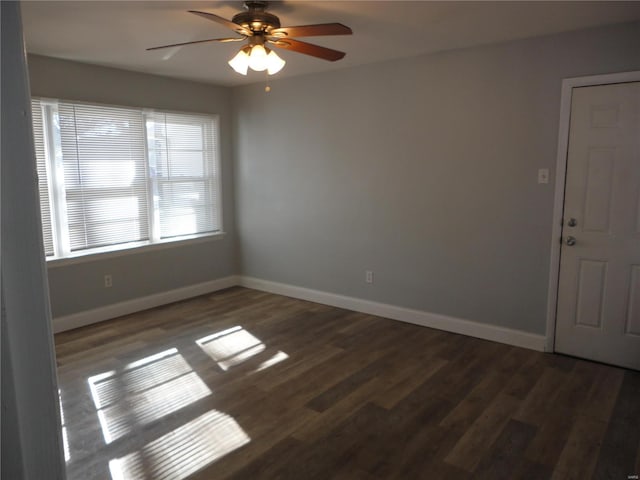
left=233, top=21, right=640, bottom=335
left=2, top=3, right=66, bottom=478
left=27, top=55, right=237, bottom=317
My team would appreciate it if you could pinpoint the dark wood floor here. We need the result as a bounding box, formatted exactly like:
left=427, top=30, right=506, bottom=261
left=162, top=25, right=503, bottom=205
left=55, top=287, right=640, bottom=480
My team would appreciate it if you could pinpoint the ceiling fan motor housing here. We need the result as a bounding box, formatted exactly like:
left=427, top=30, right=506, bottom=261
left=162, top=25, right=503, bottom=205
left=233, top=1, right=281, bottom=34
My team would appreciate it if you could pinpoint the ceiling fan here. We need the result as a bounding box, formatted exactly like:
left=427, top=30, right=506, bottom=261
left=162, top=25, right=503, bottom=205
left=147, top=1, right=353, bottom=76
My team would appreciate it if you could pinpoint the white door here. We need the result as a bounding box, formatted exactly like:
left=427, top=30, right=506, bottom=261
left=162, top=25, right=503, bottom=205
left=555, top=81, right=640, bottom=370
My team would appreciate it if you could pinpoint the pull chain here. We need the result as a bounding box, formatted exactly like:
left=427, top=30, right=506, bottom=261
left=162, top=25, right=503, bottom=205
left=265, top=70, right=271, bottom=93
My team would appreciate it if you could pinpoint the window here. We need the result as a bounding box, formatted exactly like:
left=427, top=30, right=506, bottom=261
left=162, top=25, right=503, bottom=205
left=31, top=98, right=221, bottom=259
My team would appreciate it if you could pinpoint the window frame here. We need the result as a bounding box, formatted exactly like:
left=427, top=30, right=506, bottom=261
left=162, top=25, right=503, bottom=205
left=32, top=97, right=225, bottom=265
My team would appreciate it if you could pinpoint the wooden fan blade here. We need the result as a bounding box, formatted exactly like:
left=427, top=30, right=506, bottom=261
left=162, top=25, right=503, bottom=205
left=268, top=38, right=346, bottom=61
left=147, top=37, right=246, bottom=51
left=188, top=10, right=252, bottom=36
left=270, top=23, right=352, bottom=38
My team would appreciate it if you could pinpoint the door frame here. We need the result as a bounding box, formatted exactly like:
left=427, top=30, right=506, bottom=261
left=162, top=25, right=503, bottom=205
left=545, top=70, right=640, bottom=353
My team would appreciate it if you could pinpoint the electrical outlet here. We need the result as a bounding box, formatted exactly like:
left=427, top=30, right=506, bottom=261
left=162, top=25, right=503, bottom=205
left=538, top=168, right=549, bottom=184
left=365, top=270, right=374, bottom=284
left=104, top=274, right=112, bottom=288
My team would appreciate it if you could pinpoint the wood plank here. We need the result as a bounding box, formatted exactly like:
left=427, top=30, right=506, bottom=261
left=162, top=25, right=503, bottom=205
left=349, top=396, right=456, bottom=478
left=225, top=436, right=303, bottom=480
left=371, top=356, right=448, bottom=410
left=439, top=370, right=510, bottom=431
left=578, top=362, right=625, bottom=422
left=306, top=357, right=391, bottom=412
left=444, top=392, right=522, bottom=472
left=390, top=425, right=465, bottom=479
left=472, top=419, right=537, bottom=479
left=512, top=366, right=568, bottom=427
left=511, top=459, right=553, bottom=480
left=551, top=415, right=608, bottom=480
left=525, top=360, right=601, bottom=469
left=592, top=370, right=640, bottom=479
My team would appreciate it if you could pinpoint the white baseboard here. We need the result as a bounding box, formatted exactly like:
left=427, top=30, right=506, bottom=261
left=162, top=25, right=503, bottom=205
left=54, top=273, right=546, bottom=352
left=53, top=275, right=240, bottom=333
left=239, top=276, right=546, bottom=352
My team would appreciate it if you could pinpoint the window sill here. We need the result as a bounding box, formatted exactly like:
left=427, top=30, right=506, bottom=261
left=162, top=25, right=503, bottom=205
left=46, top=232, right=226, bottom=269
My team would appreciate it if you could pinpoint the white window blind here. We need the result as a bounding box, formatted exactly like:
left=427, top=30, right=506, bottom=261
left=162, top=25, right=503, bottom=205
left=58, top=102, right=150, bottom=251
left=31, top=98, right=55, bottom=256
left=30, top=98, right=221, bottom=259
left=146, top=112, right=219, bottom=239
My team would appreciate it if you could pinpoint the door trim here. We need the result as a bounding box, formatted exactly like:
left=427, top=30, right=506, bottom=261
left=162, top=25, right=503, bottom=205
left=545, top=70, right=640, bottom=353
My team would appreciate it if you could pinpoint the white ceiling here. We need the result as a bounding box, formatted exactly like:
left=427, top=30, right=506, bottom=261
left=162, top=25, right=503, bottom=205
left=21, top=1, right=640, bottom=87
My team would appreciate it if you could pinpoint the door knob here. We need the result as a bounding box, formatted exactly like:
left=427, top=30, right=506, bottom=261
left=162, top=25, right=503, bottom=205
left=565, top=236, right=576, bottom=246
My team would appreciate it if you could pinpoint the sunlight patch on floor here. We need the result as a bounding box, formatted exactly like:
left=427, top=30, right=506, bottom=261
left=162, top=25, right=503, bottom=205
left=196, top=326, right=266, bottom=371
left=253, top=350, right=289, bottom=373
left=88, top=348, right=211, bottom=444
left=108, top=409, right=250, bottom=480
left=59, top=389, right=70, bottom=462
